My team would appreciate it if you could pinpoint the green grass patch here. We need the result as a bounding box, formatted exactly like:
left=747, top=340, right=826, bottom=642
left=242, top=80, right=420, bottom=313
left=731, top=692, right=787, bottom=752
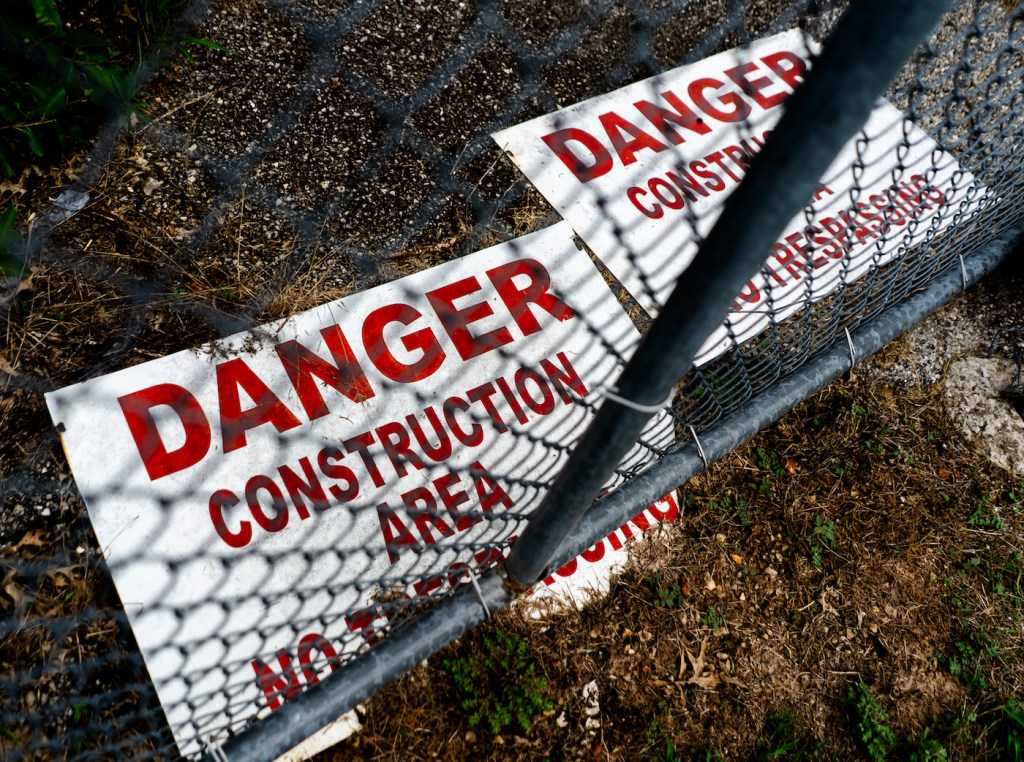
left=846, top=682, right=896, bottom=761
left=995, top=700, right=1024, bottom=762
left=444, top=630, right=553, bottom=735
left=0, top=0, right=200, bottom=262
left=754, top=707, right=822, bottom=760
left=942, top=624, right=1000, bottom=692
left=644, top=573, right=685, bottom=609
left=905, top=727, right=948, bottom=762
left=700, top=606, right=724, bottom=630
left=809, top=515, right=838, bottom=568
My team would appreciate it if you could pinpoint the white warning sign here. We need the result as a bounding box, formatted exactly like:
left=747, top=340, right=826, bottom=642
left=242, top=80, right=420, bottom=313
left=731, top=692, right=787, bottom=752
left=45, top=222, right=672, bottom=756
left=492, top=29, right=986, bottom=364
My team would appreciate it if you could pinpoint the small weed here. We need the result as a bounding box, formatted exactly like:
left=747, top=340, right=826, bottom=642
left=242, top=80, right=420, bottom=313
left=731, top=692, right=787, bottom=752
left=995, top=700, right=1024, bottom=762
left=962, top=553, right=1023, bottom=609
left=830, top=458, right=855, bottom=478
left=944, top=625, right=999, bottom=692
left=945, top=588, right=974, bottom=619
left=864, top=438, right=886, bottom=455
left=852, top=402, right=874, bottom=418
left=645, top=573, right=684, bottom=608
left=700, top=606, right=724, bottom=630
left=71, top=701, right=90, bottom=723
left=69, top=729, right=103, bottom=755
left=967, top=496, right=1004, bottom=531
left=707, top=495, right=734, bottom=514
left=750, top=476, right=775, bottom=497
left=754, top=707, right=820, bottom=760
left=656, top=737, right=680, bottom=762
left=444, top=631, right=552, bottom=735
left=809, top=515, right=838, bottom=568
left=846, top=682, right=896, bottom=761
left=1008, top=486, right=1024, bottom=513
left=948, top=709, right=984, bottom=752
left=690, top=748, right=724, bottom=762
left=645, top=700, right=670, bottom=746
left=1, top=726, right=21, bottom=746
left=991, top=553, right=1024, bottom=608
left=908, top=727, right=948, bottom=762
left=736, top=499, right=754, bottom=526
left=892, top=444, right=914, bottom=465
left=755, top=448, right=787, bottom=476
left=0, top=205, right=19, bottom=277
left=707, top=494, right=753, bottom=525
left=1, top=0, right=175, bottom=178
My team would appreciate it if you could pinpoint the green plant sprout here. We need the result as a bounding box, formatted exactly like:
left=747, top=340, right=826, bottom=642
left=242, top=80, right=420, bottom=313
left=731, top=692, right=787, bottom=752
left=444, top=631, right=553, bottom=735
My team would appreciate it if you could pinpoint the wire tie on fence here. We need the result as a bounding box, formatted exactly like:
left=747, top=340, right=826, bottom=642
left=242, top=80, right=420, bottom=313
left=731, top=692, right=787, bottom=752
left=844, top=327, right=857, bottom=367
left=468, top=570, right=491, bottom=619
left=604, top=386, right=674, bottom=414
left=959, top=253, right=969, bottom=291
left=688, top=425, right=709, bottom=469
left=208, top=738, right=228, bottom=762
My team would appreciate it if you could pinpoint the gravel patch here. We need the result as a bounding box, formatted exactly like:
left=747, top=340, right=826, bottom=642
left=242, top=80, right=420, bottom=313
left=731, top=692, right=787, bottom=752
left=863, top=261, right=1024, bottom=388
left=253, top=78, right=387, bottom=213
left=151, top=1, right=312, bottom=157
left=340, top=0, right=479, bottom=98
left=943, top=356, right=1024, bottom=479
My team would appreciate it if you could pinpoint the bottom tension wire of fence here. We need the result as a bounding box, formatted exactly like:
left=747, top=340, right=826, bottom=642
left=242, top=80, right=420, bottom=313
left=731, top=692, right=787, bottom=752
left=209, top=231, right=1021, bottom=762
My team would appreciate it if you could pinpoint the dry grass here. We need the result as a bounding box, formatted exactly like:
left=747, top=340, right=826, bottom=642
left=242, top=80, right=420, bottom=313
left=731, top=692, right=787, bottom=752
left=0, top=523, right=161, bottom=761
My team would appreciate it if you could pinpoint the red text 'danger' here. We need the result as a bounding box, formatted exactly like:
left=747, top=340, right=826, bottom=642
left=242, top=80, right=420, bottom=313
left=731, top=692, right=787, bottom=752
left=116, top=258, right=575, bottom=481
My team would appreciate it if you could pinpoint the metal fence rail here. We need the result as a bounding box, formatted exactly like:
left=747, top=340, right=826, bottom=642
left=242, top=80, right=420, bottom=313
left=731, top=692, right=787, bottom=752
left=1, top=0, right=1022, bottom=759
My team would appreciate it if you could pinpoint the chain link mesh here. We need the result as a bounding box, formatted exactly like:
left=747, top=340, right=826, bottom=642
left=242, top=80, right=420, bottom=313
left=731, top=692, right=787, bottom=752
left=1, top=0, right=1023, bottom=758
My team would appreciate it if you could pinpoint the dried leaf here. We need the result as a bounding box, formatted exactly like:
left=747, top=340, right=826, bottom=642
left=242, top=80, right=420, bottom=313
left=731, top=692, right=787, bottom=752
left=681, top=637, right=719, bottom=688
left=1, top=567, right=26, bottom=611
left=683, top=638, right=705, bottom=675
left=690, top=673, right=720, bottom=689
left=46, top=564, right=84, bottom=587
left=0, top=354, right=19, bottom=377
left=0, top=272, right=34, bottom=311
left=720, top=674, right=747, bottom=689
left=4, top=528, right=51, bottom=556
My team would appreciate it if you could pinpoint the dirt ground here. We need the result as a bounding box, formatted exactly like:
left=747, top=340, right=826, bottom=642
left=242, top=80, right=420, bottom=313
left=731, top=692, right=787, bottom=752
left=1, top=0, right=1023, bottom=759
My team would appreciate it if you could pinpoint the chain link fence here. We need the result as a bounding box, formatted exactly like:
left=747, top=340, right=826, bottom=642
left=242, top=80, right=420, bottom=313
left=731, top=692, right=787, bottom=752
left=1, top=0, right=1023, bottom=758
